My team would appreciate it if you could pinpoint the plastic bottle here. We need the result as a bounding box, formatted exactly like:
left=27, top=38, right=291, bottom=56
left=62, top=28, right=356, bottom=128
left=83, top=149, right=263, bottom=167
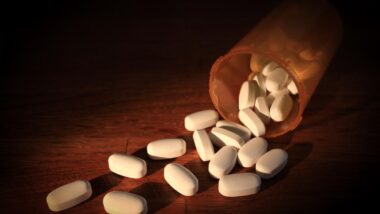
left=209, top=0, right=342, bottom=138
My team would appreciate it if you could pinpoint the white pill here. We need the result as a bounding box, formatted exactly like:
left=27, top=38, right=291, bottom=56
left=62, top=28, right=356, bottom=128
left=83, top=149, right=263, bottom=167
left=184, top=109, right=219, bottom=131
left=103, top=191, right=147, bottom=214
left=266, top=88, right=289, bottom=107
left=193, top=130, right=215, bottom=161
left=210, top=127, right=245, bottom=149
left=46, top=180, right=92, bottom=212
left=215, top=120, right=251, bottom=141
left=164, top=163, right=198, bottom=196
left=208, top=146, right=237, bottom=179
left=218, top=173, right=261, bottom=197
left=108, top=154, right=147, bottom=178
left=238, top=81, right=258, bottom=110
left=254, top=97, right=270, bottom=125
left=265, top=67, right=288, bottom=92
left=270, top=93, right=293, bottom=122
left=238, top=108, right=266, bottom=137
left=147, top=138, right=186, bottom=160
left=256, top=148, right=288, bottom=179
left=253, top=73, right=267, bottom=96
left=262, top=61, right=279, bottom=76
left=238, top=137, right=268, bottom=168
left=287, top=79, right=298, bottom=95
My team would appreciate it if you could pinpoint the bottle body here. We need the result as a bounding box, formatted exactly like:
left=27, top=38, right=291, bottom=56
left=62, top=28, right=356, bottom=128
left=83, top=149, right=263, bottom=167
left=209, top=0, right=342, bottom=137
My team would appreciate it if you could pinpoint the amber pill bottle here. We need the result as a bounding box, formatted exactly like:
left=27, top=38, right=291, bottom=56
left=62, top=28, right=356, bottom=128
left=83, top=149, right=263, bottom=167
left=209, top=0, right=342, bottom=138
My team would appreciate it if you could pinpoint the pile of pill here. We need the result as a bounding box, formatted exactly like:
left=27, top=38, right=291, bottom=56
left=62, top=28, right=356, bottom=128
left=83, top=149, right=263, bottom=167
left=46, top=60, right=295, bottom=213
left=243, top=60, right=299, bottom=128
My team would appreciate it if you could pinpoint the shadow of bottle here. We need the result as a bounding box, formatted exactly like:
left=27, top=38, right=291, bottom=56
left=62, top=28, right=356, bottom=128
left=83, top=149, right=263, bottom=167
left=260, top=141, right=313, bottom=193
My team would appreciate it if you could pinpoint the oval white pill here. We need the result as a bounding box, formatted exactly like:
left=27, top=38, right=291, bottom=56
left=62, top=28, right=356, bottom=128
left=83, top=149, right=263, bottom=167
left=287, top=79, right=298, bottom=95
left=193, top=130, right=215, bottom=161
left=164, top=163, right=198, bottom=196
left=266, top=88, right=289, bottom=107
left=108, top=154, right=147, bottom=178
left=265, top=67, right=288, bottom=92
left=239, top=81, right=258, bottom=110
left=256, top=148, right=288, bottom=179
left=215, top=120, right=251, bottom=141
left=270, top=93, right=293, bottom=122
left=208, top=146, right=237, bottom=179
left=184, top=109, right=219, bottom=131
left=147, top=138, right=186, bottom=160
left=262, top=61, right=279, bottom=76
left=46, top=180, right=92, bottom=212
left=218, top=173, right=261, bottom=197
left=238, top=137, right=268, bottom=168
left=254, top=97, right=270, bottom=125
left=103, top=191, right=148, bottom=214
left=210, top=127, right=245, bottom=149
left=238, top=108, right=266, bottom=137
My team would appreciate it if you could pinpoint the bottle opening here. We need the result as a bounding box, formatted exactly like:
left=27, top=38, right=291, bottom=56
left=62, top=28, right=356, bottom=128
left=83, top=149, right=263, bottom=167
left=209, top=51, right=303, bottom=138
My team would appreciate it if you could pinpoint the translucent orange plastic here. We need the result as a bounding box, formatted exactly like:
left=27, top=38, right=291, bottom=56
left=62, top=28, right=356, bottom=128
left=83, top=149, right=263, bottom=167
left=209, top=0, right=342, bottom=138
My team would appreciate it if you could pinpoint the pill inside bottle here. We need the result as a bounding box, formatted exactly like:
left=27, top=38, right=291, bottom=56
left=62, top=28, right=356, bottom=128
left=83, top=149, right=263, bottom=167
left=209, top=0, right=342, bottom=138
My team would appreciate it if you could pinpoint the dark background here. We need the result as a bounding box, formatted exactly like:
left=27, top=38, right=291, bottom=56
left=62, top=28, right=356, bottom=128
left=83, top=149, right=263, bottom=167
left=1, top=0, right=379, bottom=213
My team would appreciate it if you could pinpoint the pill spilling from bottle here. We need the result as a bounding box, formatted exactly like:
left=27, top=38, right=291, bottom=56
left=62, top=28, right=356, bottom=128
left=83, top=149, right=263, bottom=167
left=46, top=59, right=295, bottom=213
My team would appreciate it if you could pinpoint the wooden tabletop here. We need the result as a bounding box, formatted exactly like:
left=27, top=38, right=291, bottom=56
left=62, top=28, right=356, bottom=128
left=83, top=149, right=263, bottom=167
left=1, top=1, right=379, bottom=213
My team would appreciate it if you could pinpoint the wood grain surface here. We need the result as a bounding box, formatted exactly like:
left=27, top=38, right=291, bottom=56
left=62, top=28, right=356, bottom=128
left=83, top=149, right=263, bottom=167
left=1, top=1, right=379, bottom=213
